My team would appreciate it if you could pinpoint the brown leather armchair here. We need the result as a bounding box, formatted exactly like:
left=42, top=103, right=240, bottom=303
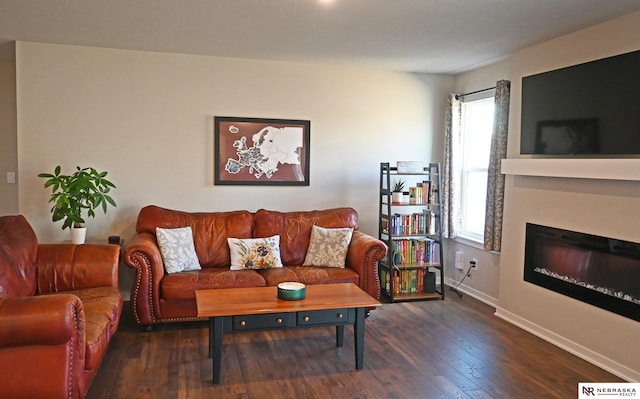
left=0, top=215, right=123, bottom=399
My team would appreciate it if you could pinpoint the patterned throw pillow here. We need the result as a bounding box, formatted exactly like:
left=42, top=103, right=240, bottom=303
left=303, top=225, right=354, bottom=268
left=228, top=235, right=283, bottom=270
left=156, top=227, right=201, bottom=274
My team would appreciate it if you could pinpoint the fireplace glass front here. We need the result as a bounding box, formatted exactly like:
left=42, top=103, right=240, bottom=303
left=524, top=223, right=640, bottom=322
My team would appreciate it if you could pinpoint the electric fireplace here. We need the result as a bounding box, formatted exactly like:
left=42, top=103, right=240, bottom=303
left=524, top=223, right=640, bottom=322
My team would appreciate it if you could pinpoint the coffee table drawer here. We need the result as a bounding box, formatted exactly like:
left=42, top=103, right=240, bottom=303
left=233, top=313, right=293, bottom=330
left=297, top=308, right=353, bottom=326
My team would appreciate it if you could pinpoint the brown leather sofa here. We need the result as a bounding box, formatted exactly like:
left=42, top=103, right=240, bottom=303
left=0, top=215, right=123, bottom=399
left=124, top=205, right=387, bottom=329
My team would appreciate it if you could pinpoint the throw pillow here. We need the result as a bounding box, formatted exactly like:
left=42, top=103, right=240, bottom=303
left=228, top=235, right=283, bottom=270
left=303, top=225, right=354, bottom=268
left=156, top=227, right=201, bottom=274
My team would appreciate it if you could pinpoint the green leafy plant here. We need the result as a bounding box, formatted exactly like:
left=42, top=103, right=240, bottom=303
left=392, top=179, right=405, bottom=193
left=38, top=165, right=117, bottom=230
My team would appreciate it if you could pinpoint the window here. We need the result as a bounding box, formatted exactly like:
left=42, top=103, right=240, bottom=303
left=459, top=96, right=494, bottom=242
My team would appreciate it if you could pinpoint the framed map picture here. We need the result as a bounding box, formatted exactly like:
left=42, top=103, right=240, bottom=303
left=214, top=117, right=310, bottom=186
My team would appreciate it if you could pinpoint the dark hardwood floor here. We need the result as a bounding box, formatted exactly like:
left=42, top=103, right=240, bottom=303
left=88, top=292, right=623, bottom=399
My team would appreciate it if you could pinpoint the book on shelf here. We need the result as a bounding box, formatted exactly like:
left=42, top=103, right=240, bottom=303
left=407, top=181, right=432, bottom=205
left=391, top=268, right=432, bottom=294
left=389, top=211, right=436, bottom=236
left=409, top=187, right=417, bottom=204
left=380, top=215, right=389, bottom=234
left=381, top=269, right=391, bottom=296
left=419, top=181, right=430, bottom=204
left=391, top=238, right=438, bottom=266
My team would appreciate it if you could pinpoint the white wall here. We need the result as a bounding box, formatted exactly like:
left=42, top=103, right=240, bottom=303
left=16, top=42, right=453, bottom=241
left=0, top=58, right=18, bottom=215
left=496, top=11, right=640, bottom=380
left=15, top=42, right=453, bottom=294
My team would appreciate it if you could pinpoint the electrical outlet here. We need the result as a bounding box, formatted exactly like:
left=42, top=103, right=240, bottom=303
left=470, top=258, right=478, bottom=269
left=455, top=251, right=464, bottom=270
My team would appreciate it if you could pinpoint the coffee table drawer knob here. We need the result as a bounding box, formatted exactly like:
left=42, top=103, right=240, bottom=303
left=240, top=320, right=246, bottom=327
left=304, top=316, right=310, bottom=322
left=276, top=318, right=283, bottom=324
left=337, top=313, right=343, bottom=319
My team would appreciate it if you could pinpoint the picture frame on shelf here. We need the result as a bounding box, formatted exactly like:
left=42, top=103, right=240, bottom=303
left=397, top=161, right=423, bottom=174
left=214, top=116, right=310, bottom=186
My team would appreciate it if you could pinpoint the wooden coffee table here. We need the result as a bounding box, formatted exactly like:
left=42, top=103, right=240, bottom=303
left=195, top=283, right=381, bottom=384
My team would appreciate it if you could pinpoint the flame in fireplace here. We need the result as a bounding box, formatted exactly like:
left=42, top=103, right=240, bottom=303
left=534, top=267, right=640, bottom=305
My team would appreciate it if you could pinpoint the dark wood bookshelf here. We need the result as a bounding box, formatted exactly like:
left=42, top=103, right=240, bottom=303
left=378, top=162, right=444, bottom=302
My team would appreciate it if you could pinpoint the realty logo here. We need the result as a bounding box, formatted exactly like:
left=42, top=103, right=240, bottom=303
left=578, top=383, right=639, bottom=398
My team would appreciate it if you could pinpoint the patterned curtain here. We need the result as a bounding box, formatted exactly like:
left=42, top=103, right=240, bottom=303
left=441, top=94, right=462, bottom=239
left=483, top=80, right=511, bottom=252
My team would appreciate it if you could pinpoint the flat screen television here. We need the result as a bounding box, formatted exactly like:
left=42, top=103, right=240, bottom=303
left=520, top=49, right=640, bottom=156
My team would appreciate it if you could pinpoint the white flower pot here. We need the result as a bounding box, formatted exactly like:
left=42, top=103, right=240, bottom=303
left=392, top=192, right=404, bottom=204
left=71, top=227, right=87, bottom=244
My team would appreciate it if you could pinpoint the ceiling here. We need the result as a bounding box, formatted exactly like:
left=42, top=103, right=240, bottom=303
left=1, top=0, right=640, bottom=74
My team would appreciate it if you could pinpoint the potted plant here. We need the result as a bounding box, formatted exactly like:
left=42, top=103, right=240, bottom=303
left=391, top=179, right=405, bottom=204
left=39, top=165, right=117, bottom=244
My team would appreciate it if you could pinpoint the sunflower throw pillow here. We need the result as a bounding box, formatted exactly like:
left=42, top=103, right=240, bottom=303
left=228, top=235, right=283, bottom=270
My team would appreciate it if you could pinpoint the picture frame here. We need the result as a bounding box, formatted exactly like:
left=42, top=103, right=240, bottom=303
left=214, top=116, right=310, bottom=186
left=397, top=161, right=424, bottom=174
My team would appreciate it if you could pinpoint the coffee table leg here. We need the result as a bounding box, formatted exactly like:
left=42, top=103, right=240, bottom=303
left=336, top=325, right=344, bottom=347
left=212, top=317, right=224, bottom=384
left=208, top=318, right=214, bottom=358
left=354, top=307, right=365, bottom=370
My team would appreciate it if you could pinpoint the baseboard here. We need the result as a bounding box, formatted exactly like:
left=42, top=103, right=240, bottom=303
left=444, top=277, right=498, bottom=307
left=494, top=306, right=640, bottom=382
left=444, top=277, right=638, bottom=382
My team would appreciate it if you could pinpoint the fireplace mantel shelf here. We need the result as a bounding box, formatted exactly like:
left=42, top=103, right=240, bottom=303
left=501, top=159, right=640, bottom=181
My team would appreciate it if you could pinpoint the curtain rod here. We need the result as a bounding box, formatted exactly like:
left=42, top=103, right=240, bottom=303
left=455, top=86, right=496, bottom=100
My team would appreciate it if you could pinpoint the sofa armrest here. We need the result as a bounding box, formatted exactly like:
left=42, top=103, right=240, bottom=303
left=123, top=232, right=165, bottom=327
left=346, top=231, right=388, bottom=300
left=0, top=294, right=85, bottom=347
left=36, top=244, right=120, bottom=293
left=0, top=294, right=86, bottom=399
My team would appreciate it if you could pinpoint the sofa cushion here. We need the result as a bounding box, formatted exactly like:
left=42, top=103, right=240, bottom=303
left=161, top=268, right=266, bottom=300
left=253, top=208, right=359, bottom=265
left=258, top=266, right=359, bottom=287
left=228, top=235, right=283, bottom=270
left=156, top=227, right=201, bottom=274
left=136, top=205, right=254, bottom=268
left=303, top=225, right=354, bottom=268
left=0, top=215, right=38, bottom=297
left=57, top=287, right=123, bottom=372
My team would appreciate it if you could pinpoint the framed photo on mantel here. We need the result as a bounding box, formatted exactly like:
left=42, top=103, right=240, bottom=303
left=214, top=116, right=310, bottom=186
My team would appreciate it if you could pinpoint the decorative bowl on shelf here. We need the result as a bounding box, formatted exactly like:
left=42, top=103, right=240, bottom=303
left=277, top=282, right=306, bottom=301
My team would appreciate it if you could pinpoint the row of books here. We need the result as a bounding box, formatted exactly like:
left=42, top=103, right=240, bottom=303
left=391, top=238, right=439, bottom=266
left=381, top=212, right=436, bottom=236
left=381, top=269, right=437, bottom=295
left=408, top=180, right=436, bottom=205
